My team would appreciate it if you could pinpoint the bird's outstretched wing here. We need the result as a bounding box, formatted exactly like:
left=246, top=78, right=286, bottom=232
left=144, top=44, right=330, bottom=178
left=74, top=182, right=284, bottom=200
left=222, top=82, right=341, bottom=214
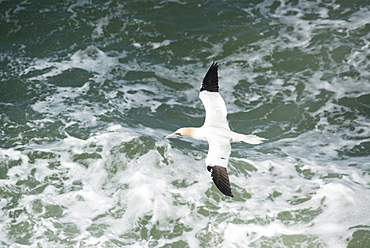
left=206, top=138, right=233, bottom=197
left=207, top=165, right=234, bottom=197
left=199, top=63, right=234, bottom=197
left=201, top=62, right=219, bottom=92
left=199, top=63, right=229, bottom=129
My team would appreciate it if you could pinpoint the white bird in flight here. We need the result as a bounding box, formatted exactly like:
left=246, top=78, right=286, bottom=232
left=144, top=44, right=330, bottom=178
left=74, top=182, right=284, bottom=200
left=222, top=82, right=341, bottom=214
left=165, top=62, right=266, bottom=197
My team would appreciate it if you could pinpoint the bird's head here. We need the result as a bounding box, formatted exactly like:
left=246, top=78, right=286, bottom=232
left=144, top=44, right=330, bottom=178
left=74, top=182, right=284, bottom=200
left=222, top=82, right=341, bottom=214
left=164, top=128, right=195, bottom=139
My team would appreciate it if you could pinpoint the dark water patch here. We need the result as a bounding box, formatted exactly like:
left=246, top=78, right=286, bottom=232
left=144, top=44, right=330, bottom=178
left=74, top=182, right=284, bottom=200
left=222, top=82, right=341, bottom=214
left=124, top=70, right=192, bottom=91
left=64, top=123, right=103, bottom=141
left=230, top=159, right=258, bottom=176
left=250, top=234, right=324, bottom=247
left=306, top=89, right=336, bottom=112
left=337, top=94, right=370, bottom=116
left=330, top=45, right=352, bottom=63
left=129, top=104, right=204, bottom=131
left=0, top=79, right=29, bottom=104
left=348, top=229, right=370, bottom=248
left=0, top=157, right=22, bottom=179
left=72, top=152, right=102, bottom=168
left=339, top=142, right=370, bottom=158
left=27, top=150, right=60, bottom=164
left=115, top=136, right=155, bottom=160
left=31, top=199, right=64, bottom=218
left=48, top=68, right=92, bottom=87
left=277, top=207, right=323, bottom=226
left=6, top=220, right=34, bottom=245
left=295, top=164, right=316, bottom=180
left=271, top=49, right=319, bottom=73
left=267, top=103, right=299, bottom=122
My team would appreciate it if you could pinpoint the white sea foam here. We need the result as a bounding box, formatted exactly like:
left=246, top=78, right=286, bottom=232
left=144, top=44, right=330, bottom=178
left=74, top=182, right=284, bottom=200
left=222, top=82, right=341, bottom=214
left=23, top=46, right=119, bottom=81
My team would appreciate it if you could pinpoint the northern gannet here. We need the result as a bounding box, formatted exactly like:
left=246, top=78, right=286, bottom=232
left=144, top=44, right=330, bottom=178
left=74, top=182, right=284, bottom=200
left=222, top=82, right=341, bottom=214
left=165, top=62, right=266, bottom=197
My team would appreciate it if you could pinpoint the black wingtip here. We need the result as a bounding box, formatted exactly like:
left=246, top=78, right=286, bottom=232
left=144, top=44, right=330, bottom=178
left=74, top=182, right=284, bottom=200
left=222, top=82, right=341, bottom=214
left=207, top=165, right=234, bottom=197
left=200, top=62, right=219, bottom=92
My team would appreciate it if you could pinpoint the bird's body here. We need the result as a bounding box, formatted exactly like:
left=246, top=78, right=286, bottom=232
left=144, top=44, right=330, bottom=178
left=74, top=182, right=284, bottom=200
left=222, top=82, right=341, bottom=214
left=165, top=63, right=266, bottom=197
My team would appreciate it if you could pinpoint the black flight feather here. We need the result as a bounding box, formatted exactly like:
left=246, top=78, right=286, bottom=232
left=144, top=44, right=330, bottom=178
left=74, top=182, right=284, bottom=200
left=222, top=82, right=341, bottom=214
left=200, top=62, right=219, bottom=92
left=207, top=165, right=234, bottom=197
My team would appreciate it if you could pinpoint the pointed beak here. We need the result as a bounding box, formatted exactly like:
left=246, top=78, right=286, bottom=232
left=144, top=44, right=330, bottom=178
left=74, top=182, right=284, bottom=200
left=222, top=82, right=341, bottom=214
left=164, top=132, right=177, bottom=139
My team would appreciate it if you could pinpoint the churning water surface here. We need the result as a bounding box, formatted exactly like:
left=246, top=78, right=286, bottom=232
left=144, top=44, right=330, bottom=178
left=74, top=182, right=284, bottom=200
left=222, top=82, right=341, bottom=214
left=1, top=0, right=370, bottom=247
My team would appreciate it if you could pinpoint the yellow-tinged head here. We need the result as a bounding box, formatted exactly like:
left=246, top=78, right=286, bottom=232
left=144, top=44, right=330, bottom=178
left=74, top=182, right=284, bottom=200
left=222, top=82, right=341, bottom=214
left=164, top=128, right=196, bottom=139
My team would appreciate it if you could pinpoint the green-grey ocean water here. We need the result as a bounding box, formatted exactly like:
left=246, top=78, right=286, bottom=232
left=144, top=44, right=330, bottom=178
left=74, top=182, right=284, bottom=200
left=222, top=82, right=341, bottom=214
left=1, top=0, right=370, bottom=247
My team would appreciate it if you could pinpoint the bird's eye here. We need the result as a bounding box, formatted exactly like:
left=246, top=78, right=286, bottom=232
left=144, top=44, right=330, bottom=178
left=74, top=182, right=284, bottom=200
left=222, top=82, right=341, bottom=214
left=175, top=132, right=182, bottom=136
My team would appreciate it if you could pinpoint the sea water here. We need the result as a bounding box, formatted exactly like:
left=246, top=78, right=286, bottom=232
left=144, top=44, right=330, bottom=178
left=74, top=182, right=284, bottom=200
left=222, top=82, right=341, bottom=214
left=0, top=0, right=369, bottom=247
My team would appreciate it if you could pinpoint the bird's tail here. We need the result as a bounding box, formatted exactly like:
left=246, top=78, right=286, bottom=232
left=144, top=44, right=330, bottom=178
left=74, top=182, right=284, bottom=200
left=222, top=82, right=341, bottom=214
left=236, top=133, right=267, bottom=144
